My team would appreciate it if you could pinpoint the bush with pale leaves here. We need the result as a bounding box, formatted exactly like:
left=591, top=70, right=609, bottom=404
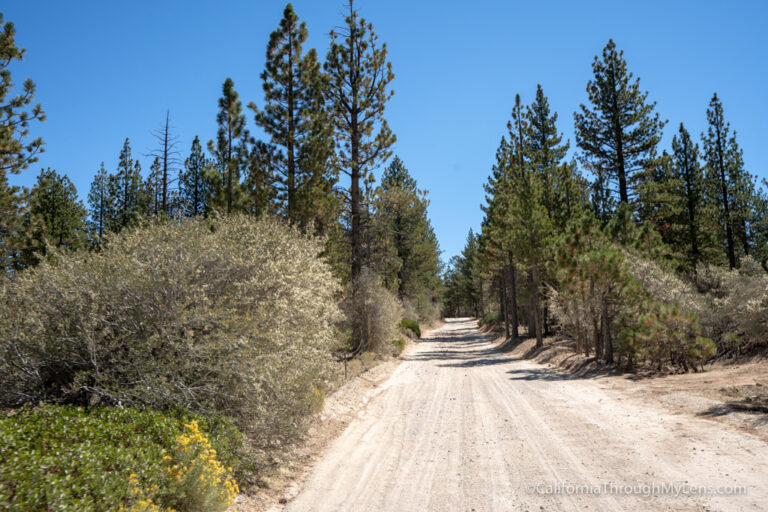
left=342, top=269, right=403, bottom=354
left=0, top=215, right=342, bottom=446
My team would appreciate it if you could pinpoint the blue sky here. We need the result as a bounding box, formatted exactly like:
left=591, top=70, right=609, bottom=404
left=4, top=0, right=767, bottom=261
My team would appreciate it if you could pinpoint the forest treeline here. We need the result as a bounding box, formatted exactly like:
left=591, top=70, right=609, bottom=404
left=0, top=3, right=442, bottom=325
left=444, top=39, right=768, bottom=371
left=0, top=4, right=440, bottom=510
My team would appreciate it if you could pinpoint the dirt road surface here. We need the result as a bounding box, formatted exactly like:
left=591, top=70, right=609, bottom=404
left=283, top=319, right=768, bottom=511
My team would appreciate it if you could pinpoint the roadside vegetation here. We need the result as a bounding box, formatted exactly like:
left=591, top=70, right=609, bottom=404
left=0, top=3, right=441, bottom=510
left=444, top=40, right=767, bottom=372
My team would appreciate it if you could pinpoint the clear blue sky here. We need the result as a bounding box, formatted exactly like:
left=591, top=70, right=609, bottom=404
left=5, top=0, right=767, bottom=261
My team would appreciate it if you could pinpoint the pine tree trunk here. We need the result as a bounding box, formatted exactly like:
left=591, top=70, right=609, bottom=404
left=590, top=279, right=601, bottom=359
left=716, top=125, right=737, bottom=268
left=616, top=137, right=628, bottom=204
left=610, top=65, right=629, bottom=205
left=530, top=264, right=543, bottom=348
left=507, top=251, right=519, bottom=340
left=350, top=120, right=362, bottom=281
left=500, top=275, right=509, bottom=337
left=593, top=317, right=602, bottom=360
left=602, top=295, right=613, bottom=363
left=478, top=280, right=485, bottom=319
left=287, top=33, right=296, bottom=224
left=683, top=151, right=699, bottom=264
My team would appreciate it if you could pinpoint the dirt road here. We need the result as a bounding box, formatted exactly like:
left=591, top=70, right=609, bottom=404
left=283, top=319, right=768, bottom=511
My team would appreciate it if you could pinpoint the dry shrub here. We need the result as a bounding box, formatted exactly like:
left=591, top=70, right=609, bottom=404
left=694, top=257, right=768, bottom=355
left=402, top=294, right=441, bottom=324
left=626, top=256, right=706, bottom=316
left=342, top=269, right=403, bottom=354
left=0, top=215, right=341, bottom=447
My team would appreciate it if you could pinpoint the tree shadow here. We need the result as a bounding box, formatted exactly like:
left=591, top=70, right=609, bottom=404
left=698, top=399, right=768, bottom=426
left=405, top=321, right=623, bottom=378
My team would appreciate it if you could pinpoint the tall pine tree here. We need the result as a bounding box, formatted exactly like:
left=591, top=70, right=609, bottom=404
left=23, top=168, right=86, bottom=265
left=251, top=3, right=335, bottom=230
left=370, top=156, right=441, bottom=311
left=148, top=111, right=181, bottom=215
left=208, top=78, right=248, bottom=213
left=87, top=162, right=112, bottom=247
left=108, top=138, right=142, bottom=232
left=325, top=0, right=396, bottom=281
left=671, top=122, right=716, bottom=267
left=0, top=14, right=45, bottom=273
left=701, top=93, right=749, bottom=268
left=574, top=39, right=665, bottom=211
left=178, top=135, right=210, bottom=217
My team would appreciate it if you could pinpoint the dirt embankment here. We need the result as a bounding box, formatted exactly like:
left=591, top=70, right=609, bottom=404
left=499, top=333, right=768, bottom=443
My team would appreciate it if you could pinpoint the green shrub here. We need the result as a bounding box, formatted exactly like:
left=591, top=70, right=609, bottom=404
left=0, top=215, right=342, bottom=448
left=399, top=318, right=421, bottom=338
left=0, top=405, right=240, bottom=512
left=391, top=337, right=406, bottom=356
left=550, top=214, right=714, bottom=371
left=478, top=311, right=500, bottom=328
left=624, top=303, right=716, bottom=371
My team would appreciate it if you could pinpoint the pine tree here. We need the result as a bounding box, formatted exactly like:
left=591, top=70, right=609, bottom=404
left=208, top=78, right=248, bottom=213
left=444, top=230, right=482, bottom=318
left=727, top=143, right=756, bottom=260
left=87, top=162, right=113, bottom=246
left=370, top=156, right=441, bottom=312
left=23, top=168, right=87, bottom=265
left=242, top=140, right=276, bottom=217
left=634, top=151, right=683, bottom=252
left=527, top=85, right=569, bottom=217
left=701, top=93, right=746, bottom=268
left=524, top=87, right=586, bottom=338
left=751, top=180, right=768, bottom=270
left=325, top=0, right=396, bottom=281
left=108, top=138, right=142, bottom=232
left=507, top=94, right=552, bottom=347
left=0, top=14, right=45, bottom=175
left=481, top=136, right=518, bottom=338
left=251, top=3, right=335, bottom=230
left=144, top=157, right=163, bottom=216
left=670, top=123, right=717, bottom=267
left=178, top=136, right=210, bottom=217
left=574, top=39, right=665, bottom=209
left=0, top=14, right=45, bottom=273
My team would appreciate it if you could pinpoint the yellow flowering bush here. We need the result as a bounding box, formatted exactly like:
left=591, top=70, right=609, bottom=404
left=162, top=421, right=239, bottom=511
left=123, top=421, right=238, bottom=512
left=0, top=405, right=241, bottom=512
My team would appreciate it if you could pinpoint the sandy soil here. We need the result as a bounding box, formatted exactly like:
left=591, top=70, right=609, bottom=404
left=277, top=319, right=767, bottom=512
left=235, top=341, right=420, bottom=512
left=505, top=334, right=768, bottom=444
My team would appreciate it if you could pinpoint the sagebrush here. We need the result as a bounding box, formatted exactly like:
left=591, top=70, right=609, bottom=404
left=341, top=269, right=403, bottom=354
left=0, top=215, right=342, bottom=446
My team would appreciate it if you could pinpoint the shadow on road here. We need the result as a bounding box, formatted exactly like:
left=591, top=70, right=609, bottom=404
left=698, top=400, right=768, bottom=426
left=404, top=319, right=622, bottom=381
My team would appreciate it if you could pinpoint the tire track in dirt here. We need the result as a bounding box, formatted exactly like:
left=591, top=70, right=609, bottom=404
left=281, top=319, right=768, bottom=512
